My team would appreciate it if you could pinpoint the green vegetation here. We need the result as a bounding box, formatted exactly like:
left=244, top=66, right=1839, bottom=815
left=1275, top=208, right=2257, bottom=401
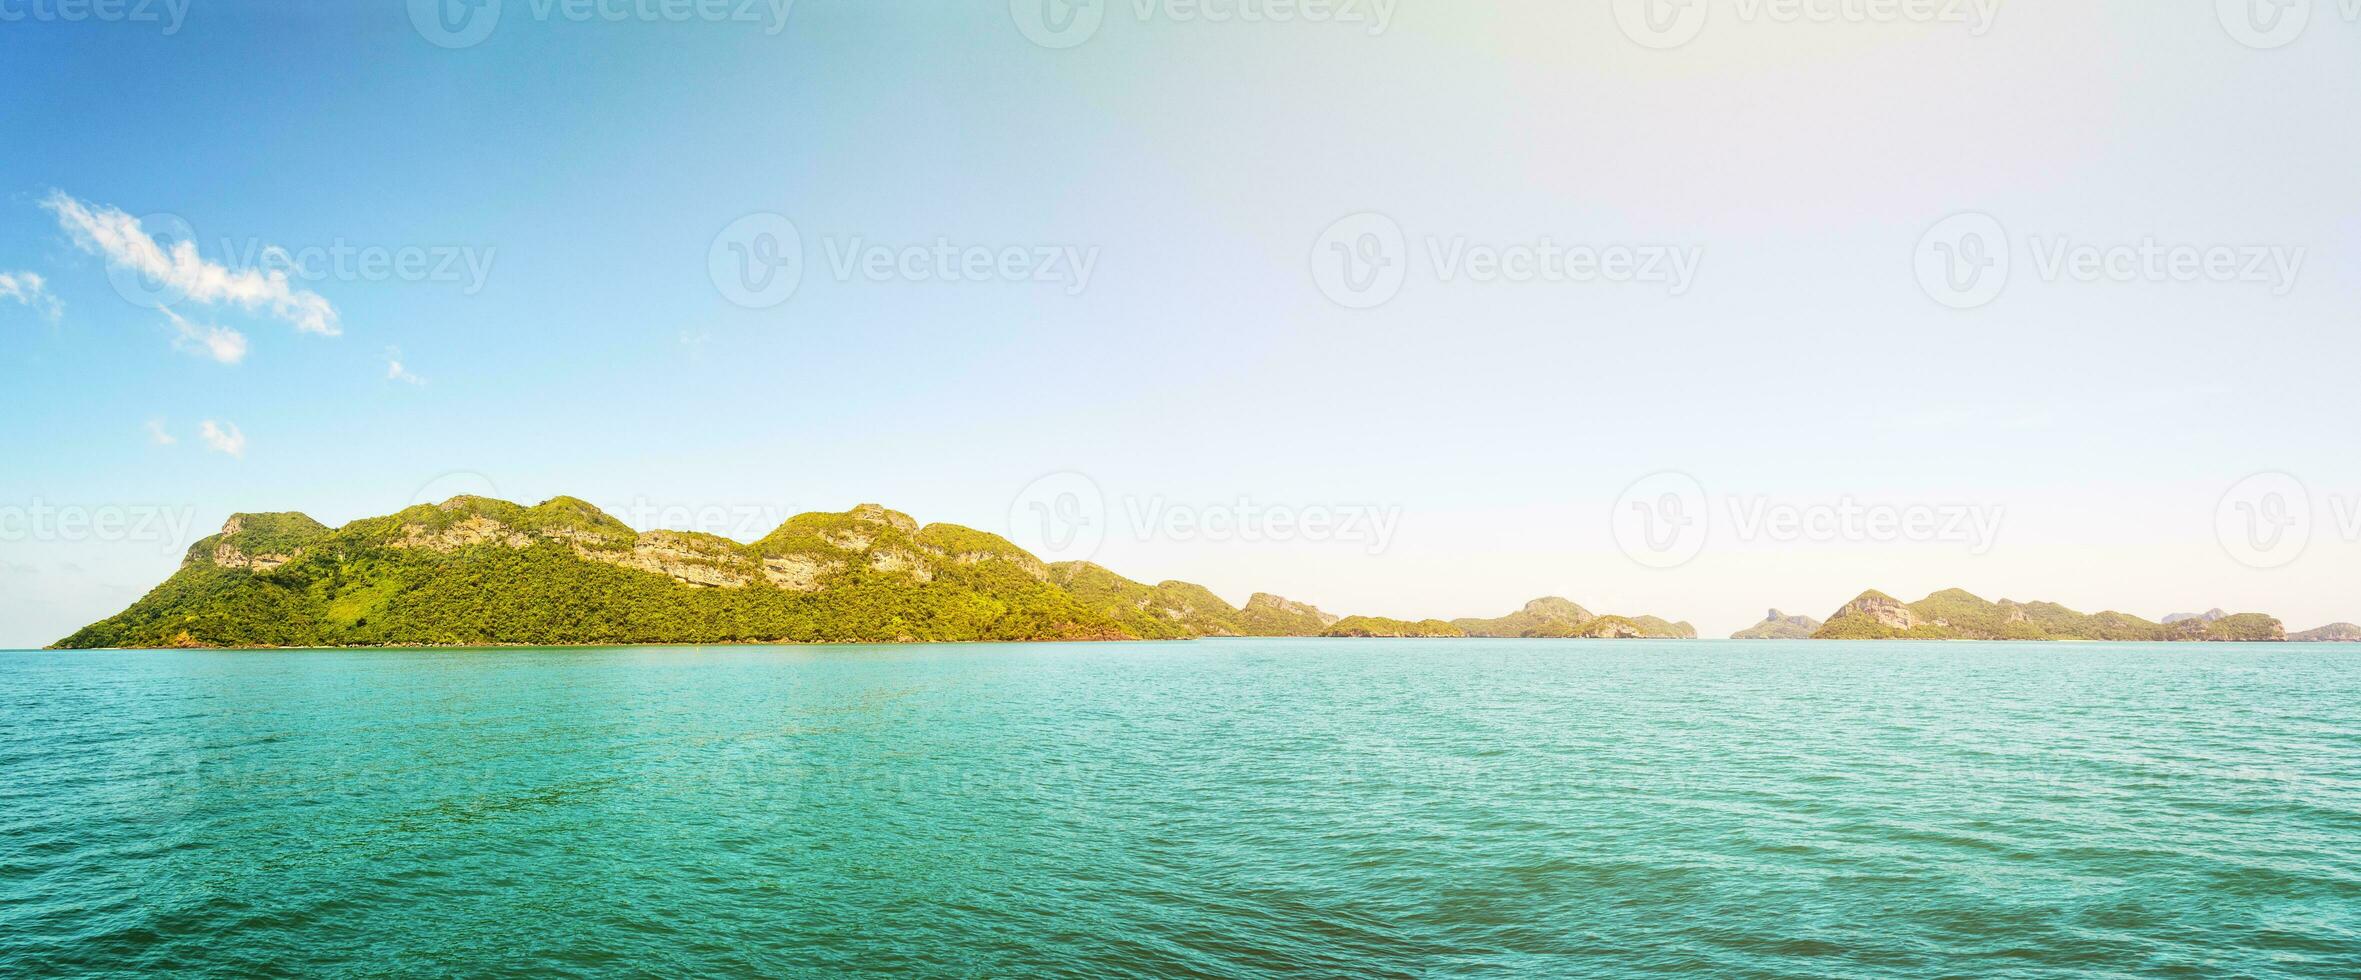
left=1323, top=616, right=1466, bottom=638
left=1567, top=615, right=1699, bottom=639
left=1146, top=580, right=1248, bottom=637
left=1452, top=597, right=1593, bottom=637
left=2197, top=613, right=2285, bottom=642
left=1731, top=610, right=1822, bottom=639
left=1618, top=616, right=1699, bottom=639
left=1451, top=596, right=1694, bottom=638
left=1044, top=562, right=1209, bottom=640
left=1235, top=593, right=1337, bottom=637
left=191, top=511, right=331, bottom=561
left=1812, top=588, right=2286, bottom=641
left=60, top=498, right=1150, bottom=649
left=68, top=496, right=2289, bottom=650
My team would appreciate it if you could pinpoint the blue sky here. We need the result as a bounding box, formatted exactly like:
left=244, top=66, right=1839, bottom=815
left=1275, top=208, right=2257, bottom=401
left=3, top=2, right=2358, bottom=646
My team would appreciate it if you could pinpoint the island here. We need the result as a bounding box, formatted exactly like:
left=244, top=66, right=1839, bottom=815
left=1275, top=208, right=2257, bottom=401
left=58, top=496, right=2336, bottom=649
left=1451, top=597, right=1697, bottom=639
left=57, top=496, right=1689, bottom=649
left=1730, top=609, right=1823, bottom=640
left=1812, top=589, right=2284, bottom=641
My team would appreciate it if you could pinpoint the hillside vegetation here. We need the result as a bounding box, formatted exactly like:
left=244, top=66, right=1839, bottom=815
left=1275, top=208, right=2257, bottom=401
left=57, top=497, right=1365, bottom=649
left=1323, top=617, right=1466, bottom=638
left=1452, top=597, right=1697, bottom=639
left=1812, top=589, right=2284, bottom=642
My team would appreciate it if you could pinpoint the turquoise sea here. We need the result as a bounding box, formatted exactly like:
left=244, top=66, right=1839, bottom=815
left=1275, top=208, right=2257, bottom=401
left=3, top=640, right=2357, bottom=976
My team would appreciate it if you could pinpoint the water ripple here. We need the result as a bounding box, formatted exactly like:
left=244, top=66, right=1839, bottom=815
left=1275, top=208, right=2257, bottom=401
left=3, top=641, right=2359, bottom=976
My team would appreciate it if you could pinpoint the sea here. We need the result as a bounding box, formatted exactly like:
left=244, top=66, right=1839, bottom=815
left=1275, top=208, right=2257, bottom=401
left=3, top=640, right=2357, bottom=976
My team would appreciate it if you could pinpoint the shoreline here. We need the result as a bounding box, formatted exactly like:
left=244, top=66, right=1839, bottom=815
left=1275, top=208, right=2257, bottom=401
left=31, top=635, right=2346, bottom=653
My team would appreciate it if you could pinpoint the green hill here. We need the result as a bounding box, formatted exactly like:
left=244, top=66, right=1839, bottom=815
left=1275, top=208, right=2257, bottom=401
left=1812, top=589, right=2284, bottom=641
left=1046, top=561, right=1242, bottom=640
left=1323, top=616, right=1466, bottom=638
left=59, top=498, right=1188, bottom=649
left=1731, top=609, right=1822, bottom=639
left=1452, top=596, right=1695, bottom=638
left=1452, top=597, right=1593, bottom=636
left=1235, top=593, right=1339, bottom=637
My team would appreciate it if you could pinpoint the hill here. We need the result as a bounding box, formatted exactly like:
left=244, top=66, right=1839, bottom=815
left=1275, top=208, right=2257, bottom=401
left=1731, top=609, right=1823, bottom=639
left=1452, top=596, right=1695, bottom=639
left=1813, top=589, right=2284, bottom=642
left=2290, top=623, right=2361, bottom=642
left=60, top=498, right=1187, bottom=648
left=1323, top=616, right=1466, bottom=638
left=1235, top=593, right=1340, bottom=637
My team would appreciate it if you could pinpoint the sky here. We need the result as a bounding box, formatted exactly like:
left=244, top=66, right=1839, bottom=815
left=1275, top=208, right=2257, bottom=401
left=2, top=1, right=2358, bottom=647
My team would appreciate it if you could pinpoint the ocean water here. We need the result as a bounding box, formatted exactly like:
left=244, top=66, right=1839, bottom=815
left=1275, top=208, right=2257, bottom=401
left=2, top=640, right=2358, bottom=977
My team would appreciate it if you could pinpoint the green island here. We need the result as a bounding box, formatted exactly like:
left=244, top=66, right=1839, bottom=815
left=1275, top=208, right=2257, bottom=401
left=1811, top=589, right=2285, bottom=641
left=54, top=497, right=2335, bottom=649
left=1451, top=597, right=1698, bottom=639
left=1730, top=609, right=1824, bottom=639
left=55, top=497, right=1690, bottom=649
left=1323, top=616, right=1468, bottom=638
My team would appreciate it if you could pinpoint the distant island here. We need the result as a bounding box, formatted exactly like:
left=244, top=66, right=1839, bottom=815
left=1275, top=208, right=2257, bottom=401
left=1730, top=610, right=1823, bottom=640
left=55, top=496, right=1691, bottom=649
left=1451, top=596, right=1696, bottom=639
left=1812, top=589, right=2284, bottom=642
left=53, top=496, right=2350, bottom=649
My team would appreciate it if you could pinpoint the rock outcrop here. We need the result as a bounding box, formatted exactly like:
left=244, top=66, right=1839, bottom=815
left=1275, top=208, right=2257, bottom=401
left=575, top=530, right=757, bottom=589
left=187, top=512, right=330, bottom=573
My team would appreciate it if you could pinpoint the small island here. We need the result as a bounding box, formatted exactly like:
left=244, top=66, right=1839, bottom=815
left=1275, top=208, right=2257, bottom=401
left=1730, top=610, right=1824, bottom=640
left=1811, top=589, right=2285, bottom=642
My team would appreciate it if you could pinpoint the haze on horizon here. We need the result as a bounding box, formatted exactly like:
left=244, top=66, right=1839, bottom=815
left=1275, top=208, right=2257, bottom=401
left=2, top=2, right=2357, bottom=647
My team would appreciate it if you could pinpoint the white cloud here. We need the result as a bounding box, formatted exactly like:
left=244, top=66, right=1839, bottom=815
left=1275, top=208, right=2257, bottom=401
left=163, top=307, right=248, bottom=365
left=199, top=420, right=246, bottom=458
left=0, top=270, right=61, bottom=320
left=42, top=191, right=340, bottom=336
left=385, top=347, right=426, bottom=385
left=146, top=419, right=177, bottom=446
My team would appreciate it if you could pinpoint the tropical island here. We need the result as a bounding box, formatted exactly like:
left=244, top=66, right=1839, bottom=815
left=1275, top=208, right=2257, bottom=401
left=1809, top=589, right=2285, bottom=641
left=53, top=496, right=2350, bottom=649
left=55, top=496, right=1693, bottom=649
left=1730, top=609, right=1824, bottom=640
